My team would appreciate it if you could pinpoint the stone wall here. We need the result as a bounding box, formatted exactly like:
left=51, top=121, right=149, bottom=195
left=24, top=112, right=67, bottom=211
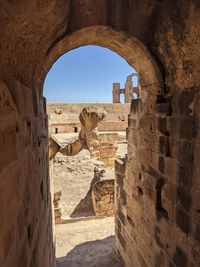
left=49, top=121, right=128, bottom=134
left=99, top=133, right=119, bottom=167
left=0, top=78, right=55, bottom=267
left=92, top=179, right=115, bottom=217
left=115, top=92, right=200, bottom=266
left=47, top=103, right=130, bottom=115
left=115, top=157, right=126, bottom=265
left=47, top=103, right=130, bottom=134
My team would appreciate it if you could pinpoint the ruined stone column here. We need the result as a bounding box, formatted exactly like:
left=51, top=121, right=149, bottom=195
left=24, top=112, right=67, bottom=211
left=112, top=83, right=121, bottom=103
left=125, top=75, right=133, bottom=103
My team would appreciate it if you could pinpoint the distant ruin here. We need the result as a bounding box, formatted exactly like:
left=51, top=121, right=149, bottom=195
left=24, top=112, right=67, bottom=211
left=49, top=105, right=127, bottom=224
left=112, top=73, right=140, bottom=103
left=49, top=106, right=106, bottom=159
left=48, top=103, right=130, bottom=134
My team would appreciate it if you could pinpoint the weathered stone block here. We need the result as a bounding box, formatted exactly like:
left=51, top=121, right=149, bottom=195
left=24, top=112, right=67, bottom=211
left=179, top=116, right=197, bottom=139
left=92, top=179, right=115, bottom=217
left=176, top=208, right=190, bottom=234
left=0, top=124, right=17, bottom=174
left=159, top=135, right=170, bottom=156
left=158, top=156, right=165, bottom=173
left=156, top=102, right=172, bottom=116
left=177, top=186, right=191, bottom=212
left=130, top=99, right=141, bottom=113
left=139, top=114, right=157, bottom=133
left=173, top=247, right=188, bottom=267
left=172, top=90, right=194, bottom=116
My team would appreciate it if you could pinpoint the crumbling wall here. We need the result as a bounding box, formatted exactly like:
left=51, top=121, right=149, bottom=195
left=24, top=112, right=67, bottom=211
left=99, top=133, right=119, bottom=167
left=47, top=103, right=130, bottom=134
left=92, top=179, right=115, bottom=217
left=115, top=157, right=126, bottom=266
left=49, top=121, right=128, bottom=134
left=50, top=131, right=119, bottom=222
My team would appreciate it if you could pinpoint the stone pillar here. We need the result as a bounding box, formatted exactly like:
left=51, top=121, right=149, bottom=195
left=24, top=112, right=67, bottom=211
left=125, top=75, right=133, bottom=103
left=112, top=83, right=121, bottom=103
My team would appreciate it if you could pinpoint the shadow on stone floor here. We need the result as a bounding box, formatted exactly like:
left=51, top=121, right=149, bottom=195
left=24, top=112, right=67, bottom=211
left=56, top=235, right=124, bottom=267
left=69, top=171, right=99, bottom=218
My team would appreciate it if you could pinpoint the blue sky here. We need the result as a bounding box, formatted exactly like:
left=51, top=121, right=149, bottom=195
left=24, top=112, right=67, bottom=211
left=43, top=45, right=135, bottom=103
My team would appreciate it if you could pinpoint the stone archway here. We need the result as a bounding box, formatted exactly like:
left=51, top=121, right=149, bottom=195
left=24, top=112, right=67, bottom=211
left=36, top=26, right=163, bottom=97
left=42, top=25, right=166, bottom=267
left=0, top=2, right=200, bottom=267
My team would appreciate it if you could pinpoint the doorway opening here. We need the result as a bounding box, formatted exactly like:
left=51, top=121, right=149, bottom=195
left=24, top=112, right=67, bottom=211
left=42, top=26, right=162, bottom=267
left=73, top=127, right=78, bottom=133
left=45, top=45, right=134, bottom=267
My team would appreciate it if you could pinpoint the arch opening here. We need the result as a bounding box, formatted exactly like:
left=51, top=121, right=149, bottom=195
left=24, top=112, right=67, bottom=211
left=46, top=44, right=136, bottom=267
left=37, top=26, right=163, bottom=95
left=43, top=45, right=134, bottom=103
left=45, top=26, right=164, bottom=267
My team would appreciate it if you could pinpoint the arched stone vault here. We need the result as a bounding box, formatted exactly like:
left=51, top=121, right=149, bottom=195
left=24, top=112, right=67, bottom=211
left=0, top=1, right=200, bottom=267
left=37, top=26, right=163, bottom=96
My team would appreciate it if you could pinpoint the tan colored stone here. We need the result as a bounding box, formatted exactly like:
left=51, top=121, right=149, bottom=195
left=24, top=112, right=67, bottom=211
left=0, top=2, right=200, bottom=267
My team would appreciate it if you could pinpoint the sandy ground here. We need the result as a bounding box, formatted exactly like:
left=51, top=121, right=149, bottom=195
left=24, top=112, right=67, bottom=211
left=53, top=149, right=96, bottom=219
left=56, top=217, right=123, bottom=267
left=53, top=149, right=115, bottom=219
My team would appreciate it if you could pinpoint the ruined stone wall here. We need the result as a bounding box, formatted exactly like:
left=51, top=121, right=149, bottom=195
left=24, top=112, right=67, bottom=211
left=49, top=121, right=128, bottom=134
left=48, top=103, right=130, bottom=134
left=0, top=78, right=55, bottom=267
left=98, top=133, right=118, bottom=167
left=47, top=103, right=130, bottom=115
left=92, top=179, right=115, bottom=217
left=115, top=157, right=126, bottom=264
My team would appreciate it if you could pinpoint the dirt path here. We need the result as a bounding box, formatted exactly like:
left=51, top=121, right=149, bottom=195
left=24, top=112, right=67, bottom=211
left=55, top=217, right=123, bottom=267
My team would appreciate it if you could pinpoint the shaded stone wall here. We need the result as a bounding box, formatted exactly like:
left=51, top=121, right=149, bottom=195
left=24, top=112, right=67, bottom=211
left=0, top=77, right=55, bottom=267
left=116, top=89, right=200, bottom=266
left=115, top=157, right=126, bottom=265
